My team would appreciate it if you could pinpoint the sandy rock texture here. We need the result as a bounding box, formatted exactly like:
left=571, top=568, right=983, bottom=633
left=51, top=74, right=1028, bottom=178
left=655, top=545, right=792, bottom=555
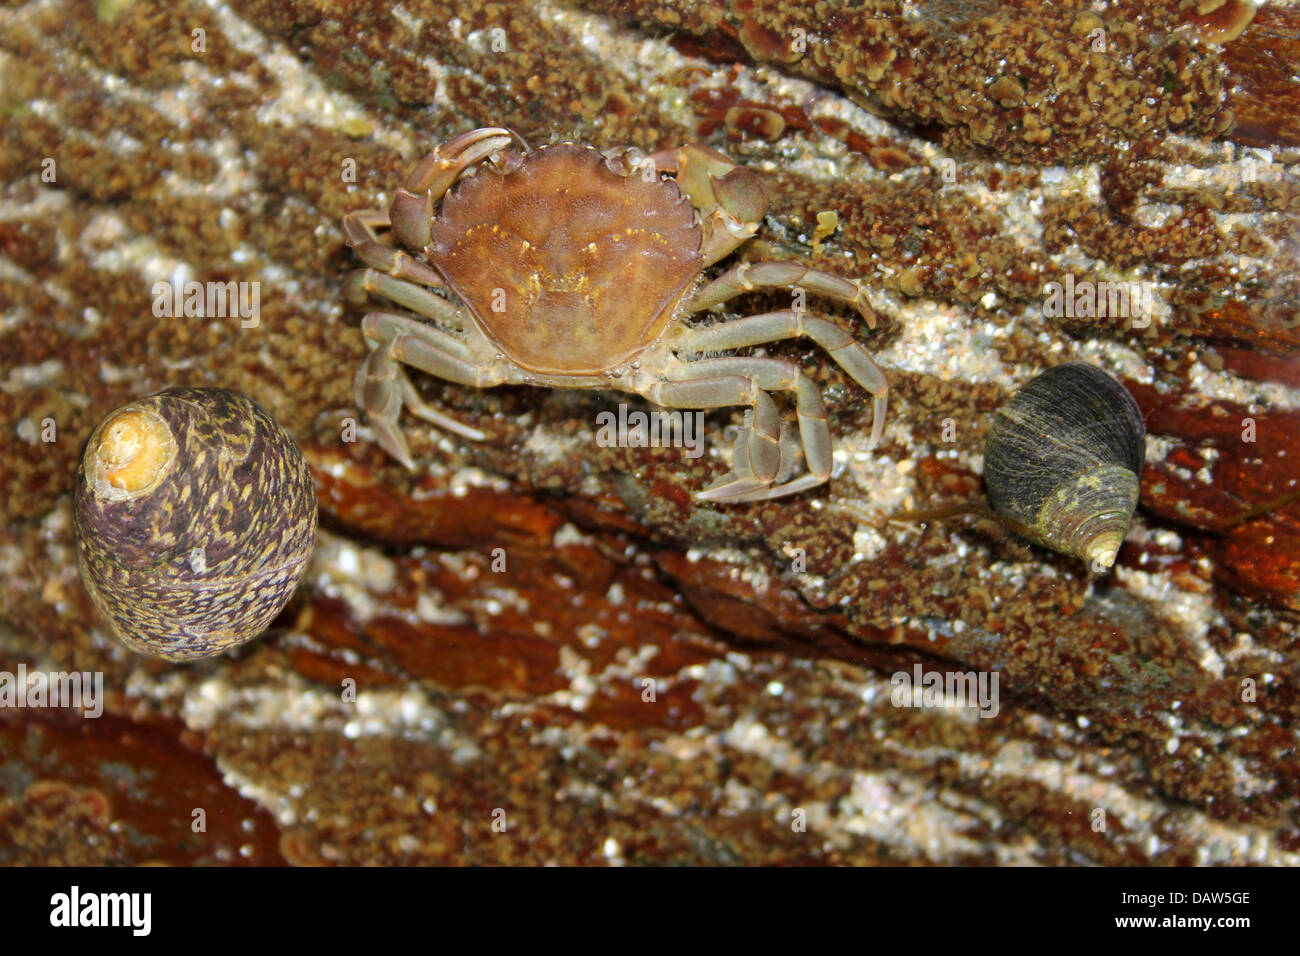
left=0, top=0, right=1298, bottom=864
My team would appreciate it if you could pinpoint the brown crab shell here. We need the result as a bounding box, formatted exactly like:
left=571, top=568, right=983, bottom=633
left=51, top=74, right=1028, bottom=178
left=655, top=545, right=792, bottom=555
left=73, top=388, right=317, bottom=662
left=429, top=143, right=704, bottom=375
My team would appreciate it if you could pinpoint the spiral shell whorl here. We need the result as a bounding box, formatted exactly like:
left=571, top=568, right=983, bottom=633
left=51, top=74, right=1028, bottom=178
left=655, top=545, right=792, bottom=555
left=983, top=363, right=1145, bottom=568
left=74, top=388, right=317, bottom=662
left=1032, top=464, right=1142, bottom=568
left=85, top=407, right=176, bottom=500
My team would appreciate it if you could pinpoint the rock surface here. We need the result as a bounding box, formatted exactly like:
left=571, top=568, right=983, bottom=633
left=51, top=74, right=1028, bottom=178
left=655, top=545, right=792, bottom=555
left=0, top=0, right=1297, bottom=864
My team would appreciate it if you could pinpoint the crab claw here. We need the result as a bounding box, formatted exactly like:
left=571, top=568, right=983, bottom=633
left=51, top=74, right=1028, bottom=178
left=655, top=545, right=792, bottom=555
left=390, top=127, right=521, bottom=251
left=647, top=143, right=772, bottom=266
left=711, top=166, right=769, bottom=225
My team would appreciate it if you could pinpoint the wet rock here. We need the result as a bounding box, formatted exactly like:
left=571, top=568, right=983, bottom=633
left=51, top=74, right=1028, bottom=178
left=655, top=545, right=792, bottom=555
left=0, top=0, right=1297, bottom=864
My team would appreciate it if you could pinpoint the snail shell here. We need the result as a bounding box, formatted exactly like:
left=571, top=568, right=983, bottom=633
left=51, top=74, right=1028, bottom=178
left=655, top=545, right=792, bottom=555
left=983, top=362, right=1145, bottom=569
left=73, top=388, right=317, bottom=662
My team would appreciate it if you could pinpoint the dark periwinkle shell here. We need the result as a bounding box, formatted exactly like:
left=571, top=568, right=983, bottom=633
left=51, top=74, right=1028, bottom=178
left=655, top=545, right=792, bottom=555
left=73, top=388, right=317, bottom=662
left=983, top=362, right=1145, bottom=569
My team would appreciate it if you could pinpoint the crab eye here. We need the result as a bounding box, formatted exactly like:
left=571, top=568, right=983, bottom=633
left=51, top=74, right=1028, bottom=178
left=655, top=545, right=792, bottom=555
left=722, top=218, right=753, bottom=239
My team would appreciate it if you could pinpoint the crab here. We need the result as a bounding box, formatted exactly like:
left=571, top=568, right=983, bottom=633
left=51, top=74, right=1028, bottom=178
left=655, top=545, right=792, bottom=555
left=341, top=126, right=888, bottom=502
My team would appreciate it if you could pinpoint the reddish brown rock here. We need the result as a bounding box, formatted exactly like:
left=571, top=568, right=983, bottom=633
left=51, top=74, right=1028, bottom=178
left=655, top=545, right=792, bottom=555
left=0, top=0, right=1297, bottom=867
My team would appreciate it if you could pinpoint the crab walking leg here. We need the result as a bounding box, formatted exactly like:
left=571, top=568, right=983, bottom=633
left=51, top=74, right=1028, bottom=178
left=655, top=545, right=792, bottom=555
left=341, top=210, right=448, bottom=290
left=360, top=311, right=476, bottom=362
left=636, top=373, right=785, bottom=496
left=344, top=268, right=469, bottom=329
left=679, top=310, right=889, bottom=449
left=389, top=127, right=524, bottom=250
left=356, top=311, right=490, bottom=467
left=686, top=260, right=880, bottom=329
left=385, top=319, right=508, bottom=389
left=671, top=355, right=836, bottom=501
